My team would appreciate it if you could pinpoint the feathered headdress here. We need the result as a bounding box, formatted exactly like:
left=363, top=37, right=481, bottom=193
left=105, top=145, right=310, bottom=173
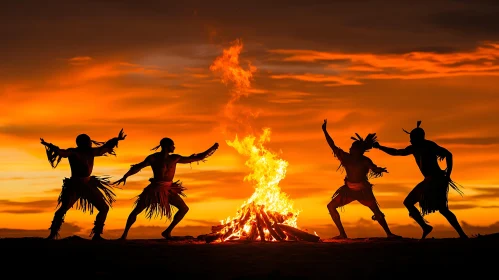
left=403, top=120, right=423, bottom=135
left=334, top=132, right=379, bottom=175
left=351, top=132, right=378, bottom=152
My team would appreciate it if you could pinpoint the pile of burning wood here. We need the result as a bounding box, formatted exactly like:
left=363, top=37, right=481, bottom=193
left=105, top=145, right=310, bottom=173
left=198, top=203, right=321, bottom=243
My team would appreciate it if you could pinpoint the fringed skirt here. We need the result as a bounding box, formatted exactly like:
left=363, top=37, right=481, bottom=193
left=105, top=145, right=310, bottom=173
left=134, top=179, right=186, bottom=220
left=419, top=173, right=463, bottom=216
left=332, top=181, right=380, bottom=220
left=58, top=176, right=116, bottom=214
left=332, top=181, right=379, bottom=206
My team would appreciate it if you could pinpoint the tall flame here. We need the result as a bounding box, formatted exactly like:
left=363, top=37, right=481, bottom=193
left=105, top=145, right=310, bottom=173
left=209, top=39, right=305, bottom=242
left=221, top=128, right=299, bottom=234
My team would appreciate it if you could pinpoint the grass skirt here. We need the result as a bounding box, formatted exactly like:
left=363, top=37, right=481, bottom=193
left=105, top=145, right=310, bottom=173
left=58, top=176, right=116, bottom=214
left=134, top=179, right=186, bottom=220
left=419, top=173, right=463, bottom=216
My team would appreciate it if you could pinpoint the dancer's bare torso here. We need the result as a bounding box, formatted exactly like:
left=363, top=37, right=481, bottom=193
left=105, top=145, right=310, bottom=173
left=146, top=152, right=182, bottom=182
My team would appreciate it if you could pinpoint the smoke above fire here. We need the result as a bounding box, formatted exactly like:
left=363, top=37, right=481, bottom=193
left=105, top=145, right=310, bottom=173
left=209, top=39, right=256, bottom=103
left=209, top=39, right=259, bottom=135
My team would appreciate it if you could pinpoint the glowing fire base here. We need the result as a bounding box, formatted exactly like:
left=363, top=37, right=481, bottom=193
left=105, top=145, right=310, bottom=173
left=198, top=202, right=321, bottom=243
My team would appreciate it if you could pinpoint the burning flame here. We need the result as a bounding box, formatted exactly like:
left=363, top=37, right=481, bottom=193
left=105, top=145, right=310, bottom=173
left=217, top=128, right=299, bottom=241
left=209, top=39, right=316, bottom=242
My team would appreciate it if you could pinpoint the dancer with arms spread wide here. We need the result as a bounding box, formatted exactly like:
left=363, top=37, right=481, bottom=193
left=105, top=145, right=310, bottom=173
left=373, top=121, right=467, bottom=239
left=322, top=119, right=400, bottom=239
left=41, top=129, right=126, bottom=240
left=115, top=137, right=219, bottom=240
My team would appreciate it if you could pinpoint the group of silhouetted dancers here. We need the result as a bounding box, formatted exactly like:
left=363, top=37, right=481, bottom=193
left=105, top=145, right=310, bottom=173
left=40, top=120, right=468, bottom=241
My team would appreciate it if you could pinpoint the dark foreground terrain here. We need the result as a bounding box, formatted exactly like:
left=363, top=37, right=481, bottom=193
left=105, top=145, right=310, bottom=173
left=1, top=234, right=498, bottom=279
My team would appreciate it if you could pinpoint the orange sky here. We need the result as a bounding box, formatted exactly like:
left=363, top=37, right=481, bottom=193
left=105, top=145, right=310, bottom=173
left=1, top=1, right=499, bottom=239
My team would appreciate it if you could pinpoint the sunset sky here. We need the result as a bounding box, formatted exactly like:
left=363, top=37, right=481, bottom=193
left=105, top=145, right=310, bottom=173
left=1, top=0, right=499, bottom=239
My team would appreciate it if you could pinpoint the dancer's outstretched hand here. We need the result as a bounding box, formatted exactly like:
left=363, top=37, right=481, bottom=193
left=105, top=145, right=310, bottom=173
left=322, top=119, right=327, bottom=131
left=113, top=177, right=127, bottom=186
left=373, top=142, right=380, bottom=148
left=40, top=138, right=48, bottom=146
left=117, top=129, right=127, bottom=141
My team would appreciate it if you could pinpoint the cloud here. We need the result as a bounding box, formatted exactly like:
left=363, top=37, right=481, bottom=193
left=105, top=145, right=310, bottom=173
left=0, top=176, right=38, bottom=181
left=53, top=61, right=178, bottom=86
left=466, top=187, right=499, bottom=200
left=1, top=209, right=49, bottom=214
left=0, top=199, right=56, bottom=214
left=434, top=136, right=499, bottom=146
left=0, top=124, right=108, bottom=140
left=178, top=170, right=247, bottom=182
left=176, top=170, right=255, bottom=200
left=371, top=183, right=413, bottom=194
left=0, top=114, right=219, bottom=144
left=267, top=42, right=499, bottom=85
left=68, top=56, right=92, bottom=66
left=112, top=194, right=139, bottom=209
left=44, top=188, right=63, bottom=194
left=3, top=1, right=499, bottom=86
left=448, top=204, right=499, bottom=210
left=184, top=218, right=220, bottom=226
left=0, top=222, right=81, bottom=238
left=283, top=187, right=330, bottom=199
left=270, top=74, right=361, bottom=86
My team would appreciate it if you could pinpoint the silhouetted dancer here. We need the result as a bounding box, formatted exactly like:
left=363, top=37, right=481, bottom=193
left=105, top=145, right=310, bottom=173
left=322, top=120, right=401, bottom=240
left=40, top=129, right=126, bottom=240
left=114, top=138, right=219, bottom=240
left=373, top=121, right=468, bottom=239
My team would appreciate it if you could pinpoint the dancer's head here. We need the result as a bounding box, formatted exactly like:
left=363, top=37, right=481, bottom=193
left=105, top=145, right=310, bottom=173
left=152, top=137, right=175, bottom=153
left=349, top=141, right=364, bottom=157
left=349, top=133, right=377, bottom=157
left=76, top=134, right=92, bottom=148
left=403, top=121, right=425, bottom=145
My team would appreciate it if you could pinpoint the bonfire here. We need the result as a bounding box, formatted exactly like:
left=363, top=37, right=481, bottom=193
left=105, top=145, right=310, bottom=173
left=200, top=39, right=321, bottom=243
left=199, top=129, right=320, bottom=243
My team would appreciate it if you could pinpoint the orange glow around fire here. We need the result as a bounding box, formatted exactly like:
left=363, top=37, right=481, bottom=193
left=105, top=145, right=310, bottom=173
left=209, top=39, right=316, bottom=242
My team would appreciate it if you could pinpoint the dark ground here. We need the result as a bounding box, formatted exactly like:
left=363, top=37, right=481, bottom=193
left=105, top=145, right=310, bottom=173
left=1, top=234, right=498, bottom=279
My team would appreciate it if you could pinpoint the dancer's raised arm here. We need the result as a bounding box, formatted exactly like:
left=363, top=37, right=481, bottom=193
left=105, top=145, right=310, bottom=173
left=374, top=141, right=414, bottom=156
left=367, top=158, right=388, bottom=178
left=113, top=155, right=151, bottom=186
left=176, top=143, right=219, bottom=163
left=322, top=119, right=346, bottom=159
left=40, top=138, right=74, bottom=168
left=434, top=143, right=453, bottom=177
left=93, top=128, right=127, bottom=156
